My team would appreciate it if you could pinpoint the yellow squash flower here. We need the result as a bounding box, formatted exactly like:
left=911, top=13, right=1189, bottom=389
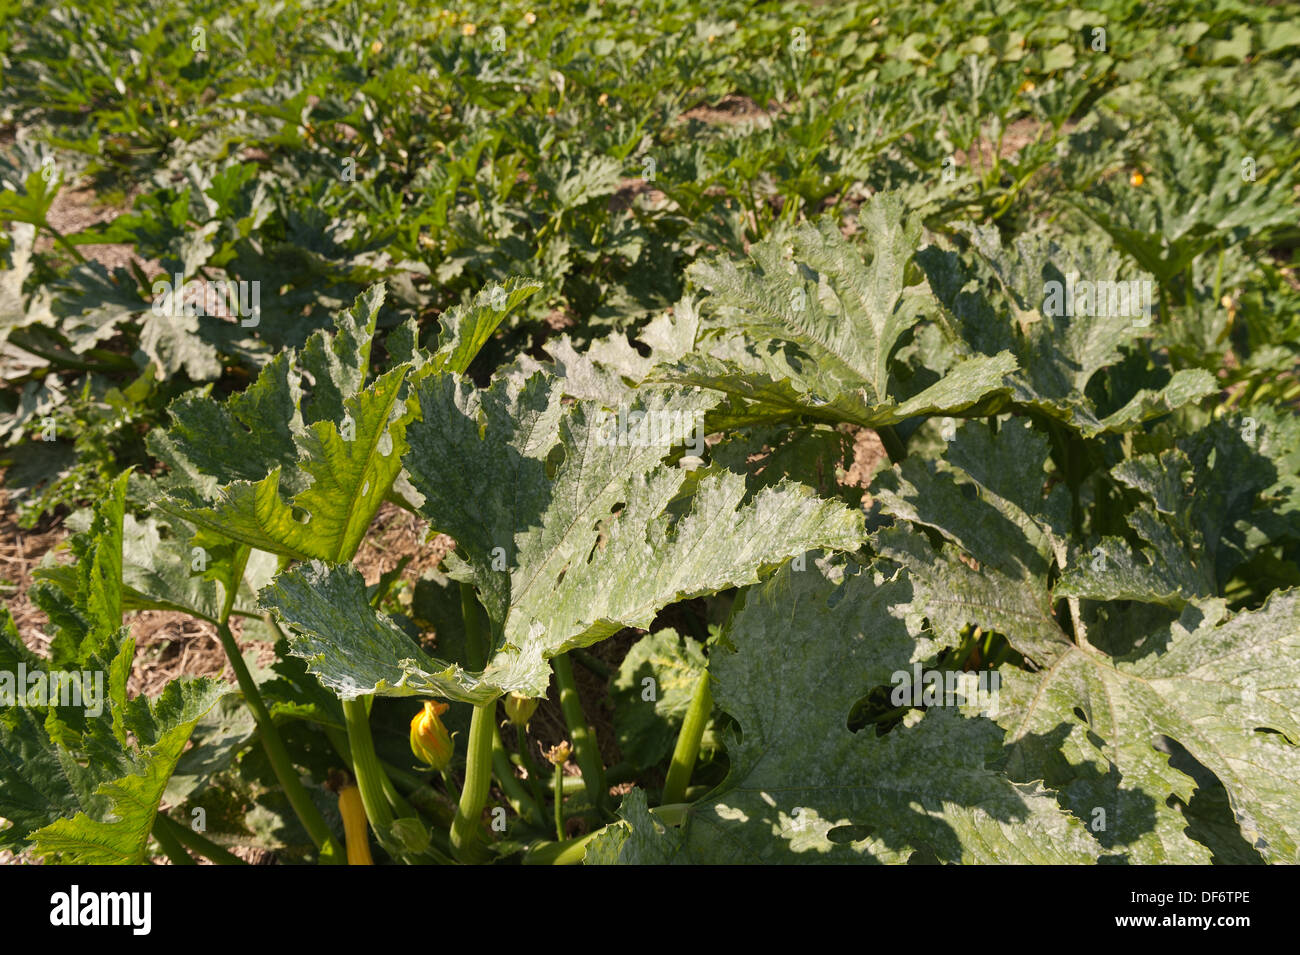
left=410, top=701, right=454, bottom=769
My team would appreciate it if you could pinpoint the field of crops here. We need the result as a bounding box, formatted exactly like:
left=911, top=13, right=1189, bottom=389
left=1, top=0, right=1298, bottom=874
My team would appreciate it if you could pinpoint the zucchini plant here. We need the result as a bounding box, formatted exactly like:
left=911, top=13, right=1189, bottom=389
left=1, top=0, right=1298, bottom=868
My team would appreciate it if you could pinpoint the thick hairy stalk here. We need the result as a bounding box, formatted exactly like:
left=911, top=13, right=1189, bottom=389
left=215, top=547, right=343, bottom=862
left=552, top=653, right=607, bottom=812
left=341, top=698, right=395, bottom=840
left=158, top=814, right=247, bottom=866
left=877, top=425, right=907, bottom=463
left=216, top=622, right=343, bottom=863
left=661, top=671, right=712, bottom=806
left=492, top=724, right=543, bottom=827
left=552, top=759, right=566, bottom=841
left=521, top=831, right=602, bottom=865
left=449, top=701, right=495, bottom=862
left=150, top=817, right=195, bottom=865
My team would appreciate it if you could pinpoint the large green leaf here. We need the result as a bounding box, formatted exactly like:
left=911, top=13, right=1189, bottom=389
left=998, top=590, right=1300, bottom=863
left=259, top=561, right=500, bottom=704
left=1057, top=417, right=1300, bottom=608
left=919, top=226, right=1217, bottom=436
left=872, top=418, right=1073, bottom=664
left=29, top=673, right=225, bottom=864
left=147, top=350, right=306, bottom=497
left=1, top=479, right=227, bottom=861
left=36, top=508, right=279, bottom=625
left=31, top=471, right=130, bottom=665
left=605, top=561, right=1098, bottom=864
left=266, top=371, right=866, bottom=701
left=584, top=787, right=683, bottom=864
left=118, top=512, right=279, bottom=623
left=653, top=194, right=1017, bottom=428
left=155, top=279, right=542, bottom=563
left=174, top=364, right=410, bottom=562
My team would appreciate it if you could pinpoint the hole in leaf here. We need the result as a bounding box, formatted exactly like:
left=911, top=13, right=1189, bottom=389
left=826, top=823, right=874, bottom=845
left=906, top=847, right=943, bottom=865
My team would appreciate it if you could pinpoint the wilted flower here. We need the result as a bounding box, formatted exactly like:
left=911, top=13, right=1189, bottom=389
left=545, top=741, right=572, bottom=766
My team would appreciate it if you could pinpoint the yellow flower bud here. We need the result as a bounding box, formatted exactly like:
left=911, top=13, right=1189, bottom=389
left=369, top=40, right=383, bottom=55
left=410, top=700, right=454, bottom=769
left=461, top=22, right=477, bottom=36
left=524, top=11, right=537, bottom=25
left=1130, top=171, right=1144, bottom=187
left=503, top=692, right=539, bottom=726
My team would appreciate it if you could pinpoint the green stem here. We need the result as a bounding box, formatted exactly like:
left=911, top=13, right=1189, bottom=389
left=7, top=328, right=135, bottom=373
left=492, top=723, right=543, bottom=826
left=662, top=670, right=712, bottom=806
left=151, top=817, right=195, bottom=865
left=216, top=622, right=343, bottom=863
left=440, top=769, right=463, bottom=808
left=158, top=814, right=247, bottom=866
left=219, top=546, right=249, bottom=625
left=570, top=648, right=613, bottom=680
left=450, top=700, right=496, bottom=862
left=877, top=425, right=907, bottom=463
left=522, top=830, right=601, bottom=865
left=325, top=719, right=417, bottom=821
left=552, top=653, right=607, bottom=813
left=553, top=760, right=566, bottom=841
left=341, top=697, right=395, bottom=841
left=461, top=581, right=486, bottom=669
left=42, top=223, right=90, bottom=265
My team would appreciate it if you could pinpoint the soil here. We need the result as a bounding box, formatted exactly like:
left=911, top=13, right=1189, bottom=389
left=36, top=180, right=157, bottom=274
left=0, top=482, right=65, bottom=655
left=842, top=425, right=888, bottom=498
left=679, top=93, right=780, bottom=127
